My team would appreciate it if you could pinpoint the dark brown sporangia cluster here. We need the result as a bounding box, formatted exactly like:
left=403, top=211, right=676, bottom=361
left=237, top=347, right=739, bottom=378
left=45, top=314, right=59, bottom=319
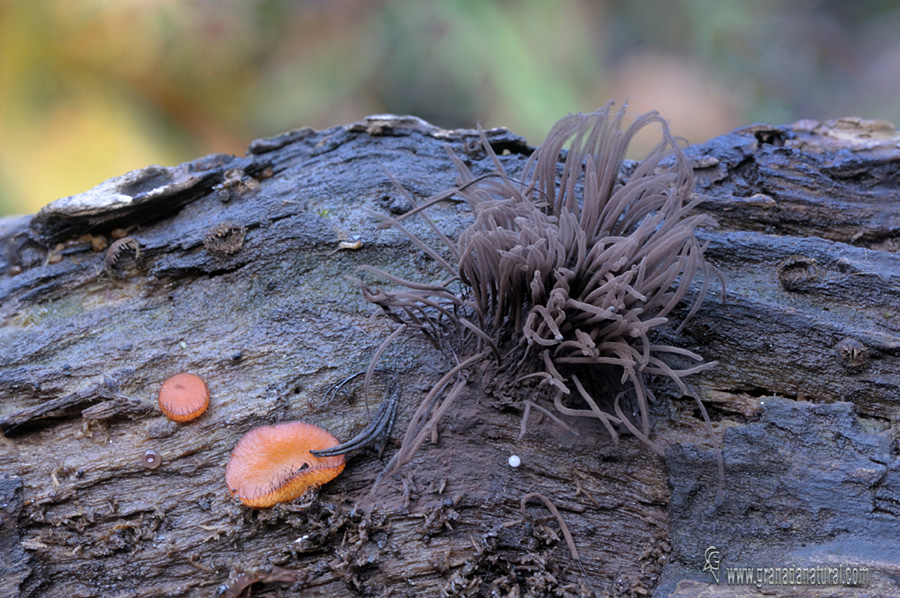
left=361, top=101, right=724, bottom=470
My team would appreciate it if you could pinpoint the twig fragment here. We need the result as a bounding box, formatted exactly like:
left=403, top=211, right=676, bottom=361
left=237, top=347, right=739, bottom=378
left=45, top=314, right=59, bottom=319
left=520, top=492, right=580, bottom=562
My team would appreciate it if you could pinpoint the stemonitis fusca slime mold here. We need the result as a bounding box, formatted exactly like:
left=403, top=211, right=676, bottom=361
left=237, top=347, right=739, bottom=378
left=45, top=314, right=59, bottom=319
left=359, top=101, right=726, bottom=477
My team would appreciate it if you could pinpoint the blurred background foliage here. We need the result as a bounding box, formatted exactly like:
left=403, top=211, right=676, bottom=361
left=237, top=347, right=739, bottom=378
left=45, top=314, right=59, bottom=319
left=1, top=0, right=899, bottom=216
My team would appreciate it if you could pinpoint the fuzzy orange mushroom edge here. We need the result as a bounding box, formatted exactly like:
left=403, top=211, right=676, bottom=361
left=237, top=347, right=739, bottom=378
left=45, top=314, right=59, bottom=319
left=225, top=421, right=346, bottom=508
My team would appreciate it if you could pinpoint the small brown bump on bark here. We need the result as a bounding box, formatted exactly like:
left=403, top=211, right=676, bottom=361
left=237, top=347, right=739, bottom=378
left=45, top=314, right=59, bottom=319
left=204, top=222, right=246, bottom=255
left=777, top=255, right=819, bottom=291
left=105, top=237, right=142, bottom=278
left=834, top=337, right=870, bottom=372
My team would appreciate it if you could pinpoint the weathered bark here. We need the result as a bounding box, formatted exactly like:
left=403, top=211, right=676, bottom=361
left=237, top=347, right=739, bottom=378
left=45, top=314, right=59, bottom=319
left=0, top=114, right=898, bottom=597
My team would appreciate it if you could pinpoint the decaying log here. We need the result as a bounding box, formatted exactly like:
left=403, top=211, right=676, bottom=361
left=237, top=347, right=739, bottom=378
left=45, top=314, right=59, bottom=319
left=0, top=114, right=898, bottom=597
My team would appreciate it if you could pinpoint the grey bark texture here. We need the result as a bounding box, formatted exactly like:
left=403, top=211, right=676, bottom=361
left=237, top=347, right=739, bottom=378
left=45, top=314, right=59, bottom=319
left=0, top=114, right=898, bottom=597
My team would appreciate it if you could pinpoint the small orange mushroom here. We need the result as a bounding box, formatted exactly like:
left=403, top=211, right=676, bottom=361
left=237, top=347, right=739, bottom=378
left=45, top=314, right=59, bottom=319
left=225, top=421, right=345, bottom=508
left=158, top=372, right=209, bottom=422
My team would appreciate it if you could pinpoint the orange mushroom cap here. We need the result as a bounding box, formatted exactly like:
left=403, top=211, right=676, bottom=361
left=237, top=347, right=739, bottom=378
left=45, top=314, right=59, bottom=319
left=158, top=372, right=209, bottom=422
left=225, top=421, right=345, bottom=508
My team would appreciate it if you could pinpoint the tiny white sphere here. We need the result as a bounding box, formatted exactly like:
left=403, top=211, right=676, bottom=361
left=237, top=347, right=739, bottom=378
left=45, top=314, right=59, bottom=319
left=508, top=455, right=521, bottom=468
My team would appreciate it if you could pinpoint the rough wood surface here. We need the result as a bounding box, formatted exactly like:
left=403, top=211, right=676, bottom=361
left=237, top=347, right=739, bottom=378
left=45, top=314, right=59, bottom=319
left=0, top=114, right=898, bottom=597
